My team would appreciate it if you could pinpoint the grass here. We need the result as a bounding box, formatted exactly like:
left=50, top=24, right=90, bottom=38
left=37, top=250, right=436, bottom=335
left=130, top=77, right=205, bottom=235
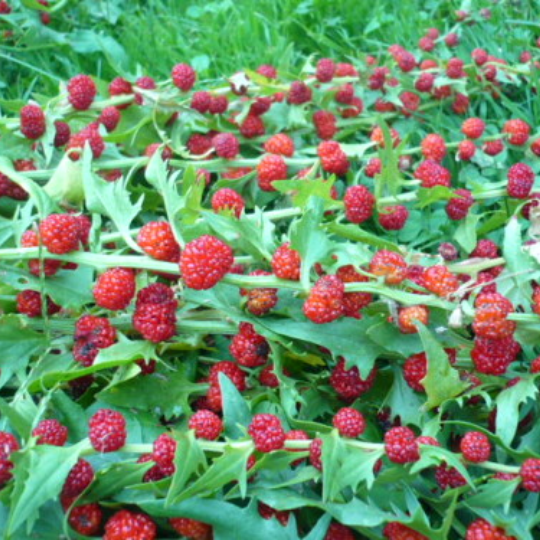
left=1, top=0, right=538, bottom=101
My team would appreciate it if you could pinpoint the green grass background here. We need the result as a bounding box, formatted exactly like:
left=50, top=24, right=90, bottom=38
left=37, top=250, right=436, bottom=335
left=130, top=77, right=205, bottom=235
left=1, top=0, right=539, bottom=100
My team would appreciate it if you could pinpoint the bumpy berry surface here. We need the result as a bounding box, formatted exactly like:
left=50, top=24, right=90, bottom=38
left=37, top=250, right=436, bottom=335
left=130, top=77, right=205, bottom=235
left=333, top=407, right=366, bottom=437
left=180, top=235, right=234, bottom=289
left=32, top=419, right=68, bottom=446
left=460, top=431, right=491, bottom=462
left=103, top=509, right=157, bottom=540
left=248, top=413, right=286, bottom=452
left=384, top=426, right=420, bottom=463
left=93, top=267, right=136, bottom=311
left=88, top=409, right=126, bottom=452
left=303, top=275, right=345, bottom=324
left=170, top=517, right=212, bottom=539
left=137, top=221, right=180, bottom=261
left=68, top=504, right=102, bottom=536
left=188, top=409, right=223, bottom=440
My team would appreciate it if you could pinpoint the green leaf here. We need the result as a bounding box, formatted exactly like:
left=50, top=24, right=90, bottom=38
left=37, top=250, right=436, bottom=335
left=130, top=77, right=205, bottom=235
left=259, top=316, right=384, bottom=378
left=167, top=431, right=206, bottom=506
left=140, top=497, right=301, bottom=540
left=82, top=151, right=144, bottom=253
left=326, top=222, right=400, bottom=251
left=0, top=315, right=47, bottom=386
left=290, top=197, right=331, bottom=290
left=43, top=154, right=84, bottom=205
left=81, top=462, right=150, bottom=504
left=465, top=478, right=521, bottom=508
left=321, top=431, right=345, bottom=502
left=417, top=324, right=468, bottom=410
left=8, top=441, right=86, bottom=535
left=273, top=178, right=336, bottom=208
left=385, top=368, right=424, bottom=426
left=454, top=212, right=480, bottom=252
left=98, top=365, right=201, bottom=420
left=495, top=378, right=538, bottom=445
left=416, top=186, right=455, bottom=208
left=220, top=373, right=252, bottom=440
left=499, top=217, right=534, bottom=307
left=173, top=443, right=252, bottom=502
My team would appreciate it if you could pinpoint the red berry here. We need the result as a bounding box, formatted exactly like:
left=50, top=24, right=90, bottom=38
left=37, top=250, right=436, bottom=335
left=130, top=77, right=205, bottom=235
left=419, top=36, right=435, bottom=52
left=384, top=522, right=428, bottom=540
left=330, top=359, right=376, bottom=401
left=259, top=364, right=280, bottom=387
left=211, top=188, right=245, bottom=217
left=257, top=154, right=287, bottom=191
left=303, top=275, right=345, bottom=324
left=271, top=243, right=301, bottom=281
left=371, top=125, right=401, bottom=148
left=230, top=322, right=269, bottom=367
left=325, top=522, right=355, bottom=540
left=460, top=431, right=491, bottom=462
left=93, top=267, right=136, bottom=311
left=398, top=305, right=429, bottom=334
left=39, top=213, right=81, bottom=254
left=471, top=336, right=520, bottom=375
left=68, top=75, right=97, bottom=110
left=239, top=114, right=265, bottom=138
left=415, top=72, right=435, bottom=93
left=16, top=290, right=60, bottom=317
left=62, top=459, right=94, bottom=498
left=32, top=419, right=68, bottom=446
left=67, top=124, right=105, bottom=160
left=0, top=432, right=19, bottom=486
left=172, top=63, right=196, bottom=91
left=264, top=133, right=295, bottom=157
left=170, top=518, right=212, bottom=539
left=344, top=185, right=375, bottom=224
left=191, top=91, right=211, bottom=113
left=209, top=360, right=247, bottom=391
left=404, top=353, right=427, bottom=392
left=133, top=283, right=177, bottom=343
left=446, top=57, right=465, bottom=78
left=445, top=32, right=459, bottom=47
left=365, top=157, right=382, bottom=177
left=472, top=239, right=499, bottom=259
left=318, top=140, right=350, bottom=176
left=313, top=110, right=338, bottom=140
left=257, top=64, right=278, bottom=79
left=436, top=463, right=467, bottom=489
left=507, top=162, right=535, bottom=199
left=462, top=118, right=485, bottom=139
left=189, top=409, right=223, bottom=440
left=472, top=48, right=489, bottom=66
left=466, top=519, right=515, bottom=540
left=423, top=265, right=460, bottom=297
left=333, top=407, right=366, bottom=438
left=73, top=314, right=117, bottom=366
left=378, top=205, right=409, bottom=230
left=153, top=433, right=177, bottom=476
left=258, top=502, right=290, bottom=526
left=483, top=139, right=505, bottom=156
left=209, top=95, right=228, bottom=114
left=68, top=504, right=102, bottom=536
left=137, top=221, right=180, bottom=261
left=531, top=139, right=540, bottom=156
left=414, top=160, right=451, bottom=188
left=309, top=438, right=323, bottom=470
left=287, top=81, right=312, bottom=104
left=88, top=409, right=126, bottom=452
left=421, top=133, right=447, bottom=161
left=503, top=119, right=530, bottom=145
left=20, top=104, right=46, bottom=140
left=453, top=93, right=470, bottom=114
left=315, top=58, right=336, bottom=82
left=446, top=188, right=474, bottom=220
left=242, top=270, right=278, bottom=316
left=458, top=139, right=477, bottom=161
left=248, top=413, right=286, bottom=453
left=384, top=426, right=419, bottom=463
left=103, top=509, right=157, bottom=540
left=213, top=133, right=240, bottom=159
left=336, top=265, right=372, bottom=318
left=187, top=134, right=213, bottom=156
left=521, top=458, right=540, bottom=492
left=98, top=106, right=121, bottom=132
left=369, top=250, right=408, bottom=285
left=180, top=235, right=234, bottom=290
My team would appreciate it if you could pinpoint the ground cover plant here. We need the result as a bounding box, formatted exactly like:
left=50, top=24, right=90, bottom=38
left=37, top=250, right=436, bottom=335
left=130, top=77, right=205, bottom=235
left=1, top=0, right=540, bottom=539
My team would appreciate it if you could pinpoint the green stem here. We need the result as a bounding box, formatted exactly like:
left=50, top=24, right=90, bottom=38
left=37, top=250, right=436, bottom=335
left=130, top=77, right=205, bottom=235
left=479, top=461, right=520, bottom=474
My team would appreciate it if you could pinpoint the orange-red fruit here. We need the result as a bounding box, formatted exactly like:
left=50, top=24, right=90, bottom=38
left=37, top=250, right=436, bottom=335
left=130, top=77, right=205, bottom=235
left=503, top=118, right=531, bottom=145
left=257, top=154, right=287, bottom=192
left=461, top=118, right=485, bottom=139
left=421, top=133, right=447, bottom=161
left=336, top=265, right=373, bottom=318
left=39, top=214, right=81, bottom=254
left=137, top=221, right=180, bottom=261
left=423, top=265, right=460, bottom=297
left=93, top=268, right=136, bottom=311
left=466, top=519, right=516, bottom=540
left=303, top=275, right=345, bottom=324
left=398, top=305, right=429, bottom=334
left=369, top=250, right=408, bottom=285
left=211, top=188, right=245, bottom=217
left=344, top=185, right=375, bottom=224
left=170, top=518, right=212, bottom=540
left=264, top=133, right=295, bottom=157
left=271, top=243, right=301, bottom=281
left=180, top=235, right=234, bottom=290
